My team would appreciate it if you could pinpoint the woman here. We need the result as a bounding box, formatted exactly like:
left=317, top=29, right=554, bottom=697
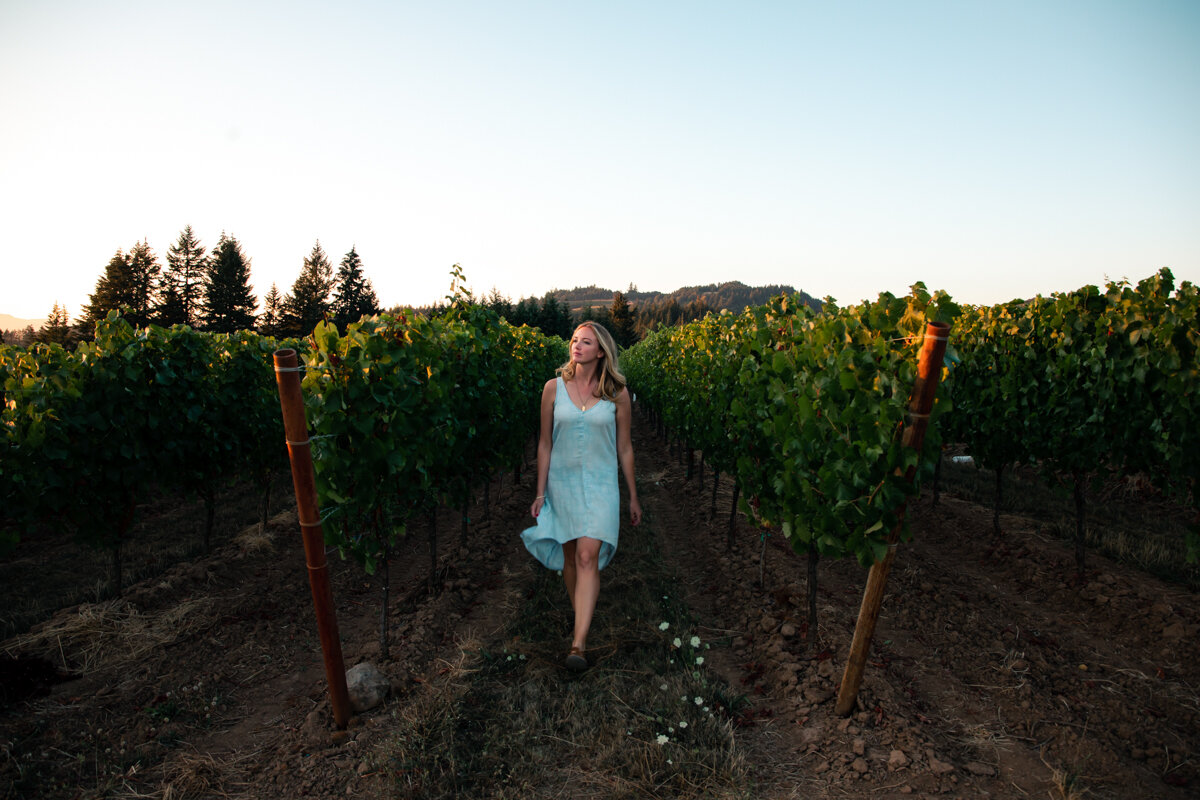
left=521, top=321, right=642, bottom=671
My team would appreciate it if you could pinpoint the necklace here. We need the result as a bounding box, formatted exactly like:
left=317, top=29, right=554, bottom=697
left=569, top=378, right=598, bottom=411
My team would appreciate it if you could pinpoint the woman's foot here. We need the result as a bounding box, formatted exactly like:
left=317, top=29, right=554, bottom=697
left=565, top=646, right=588, bottom=672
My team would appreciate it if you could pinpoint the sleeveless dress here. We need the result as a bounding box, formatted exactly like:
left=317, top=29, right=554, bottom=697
left=521, top=376, right=620, bottom=571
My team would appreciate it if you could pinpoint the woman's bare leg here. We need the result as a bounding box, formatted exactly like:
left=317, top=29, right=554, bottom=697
left=561, top=540, right=577, bottom=611
left=570, top=537, right=601, bottom=651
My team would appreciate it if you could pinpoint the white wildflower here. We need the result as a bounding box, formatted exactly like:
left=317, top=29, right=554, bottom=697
left=656, top=734, right=668, bottom=745
left=690, top=635, right=701, bottom=648
left=659, top=621, right=670, bottom=631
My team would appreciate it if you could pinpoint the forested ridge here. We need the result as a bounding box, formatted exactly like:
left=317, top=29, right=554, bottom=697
left=1, top=224, right=808, bottom=349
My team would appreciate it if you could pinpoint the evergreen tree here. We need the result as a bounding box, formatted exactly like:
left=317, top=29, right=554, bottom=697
left=259, top=283, right=285, bottom=338
left=330, top=246, right=379, bottom=330
left=124, top=240, right=162, bottom=327
left=164, top=225, right=207, bottom=327
left=539, top=292, right=574, bottom=339
left=282, top=240, right=334, bottom=336
left=156, top=282, right=188, bottom=327
left=610, top=291, right=637, bottom=348
left=511, top=296, right=538, bottom=328
left=35, top=303, right=74, bottom=346
left=485, top=287, right=513, bottom=322
left=582, top=304, right=611, bottom=328
left=80, top=249, right=135, bottom=334
left=203, top=233, right=257, bottom=333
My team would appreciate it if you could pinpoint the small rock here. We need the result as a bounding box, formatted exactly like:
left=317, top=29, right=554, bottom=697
left=780, top=623, right=797, bottom=638
left=965, top=761, right=995, bottom=776
left=888, top=749, right=909, bottom=770
left=818, top=659, right=836, bottom=678
left=813, top=761, right=831, bottom=774
left=301, top=710, right=331, bottom=747
left=800, top=722, right=824, bottom=746
left=804, top=687, right=833, bottom=704
left=851, top=757, right=868, bottom=774
left=852, top=738, right=865, bottom=756
left=346, top=662, right=390, bottom=713
left=1162, top=622, right=1187, bottom=640
left=928, top=755, right=955, bottom=774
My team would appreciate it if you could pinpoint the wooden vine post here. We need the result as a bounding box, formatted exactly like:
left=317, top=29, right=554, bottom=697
left=273, top=348, right=352, bottom=729
left=835, top=321, right=950, bottom=717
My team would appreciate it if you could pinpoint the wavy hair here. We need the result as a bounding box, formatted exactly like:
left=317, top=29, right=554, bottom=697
left=559, top=321, right=627, bottom=401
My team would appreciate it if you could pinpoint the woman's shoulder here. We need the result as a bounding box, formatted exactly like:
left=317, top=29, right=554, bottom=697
left=542, top=377, right=559, bottom=394
left=609, top=385, right=631, bottom=406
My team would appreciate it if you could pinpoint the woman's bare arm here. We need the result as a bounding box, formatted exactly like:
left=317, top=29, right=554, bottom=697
left=615, top=387, right=642, bottom=526
left=530, top=378, right=556, bottom=518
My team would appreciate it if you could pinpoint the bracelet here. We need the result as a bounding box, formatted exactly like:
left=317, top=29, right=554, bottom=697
left=535, top=495, right=545, bottom=500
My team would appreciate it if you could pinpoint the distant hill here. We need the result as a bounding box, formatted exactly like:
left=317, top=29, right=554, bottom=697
left=0, top=314, right=42, bottom=333
left=550, top=281, right=818, bottom=315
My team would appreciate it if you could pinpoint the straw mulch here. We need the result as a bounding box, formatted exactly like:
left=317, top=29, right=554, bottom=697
left=1, top=596, right=213, bottom=673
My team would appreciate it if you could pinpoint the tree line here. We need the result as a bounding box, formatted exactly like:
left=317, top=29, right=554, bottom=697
left=4, top=227, right=802, bottom=349
left=7, top=227, right=380, bottom=347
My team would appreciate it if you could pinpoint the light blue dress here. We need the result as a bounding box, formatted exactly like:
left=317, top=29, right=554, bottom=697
left=521, top=376, right=620, bottom=571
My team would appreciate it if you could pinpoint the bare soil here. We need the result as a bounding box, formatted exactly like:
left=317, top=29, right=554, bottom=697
left=2, top=406, right=1198, bottom=799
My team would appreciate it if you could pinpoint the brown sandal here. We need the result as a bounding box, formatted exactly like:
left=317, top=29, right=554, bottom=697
left=565, top=646, right=588, bottom=672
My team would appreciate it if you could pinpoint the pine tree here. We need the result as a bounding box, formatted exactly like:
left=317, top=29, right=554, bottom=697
left=511, top=296, right=538, bottom=328
left=80, top=249, right=135, bottom=334
left=485, top=287, right=514, bottom=323
left=35, top=302, right=74, bottom=346
left=164, top=225, right=207, bottom=327
left=125, top=240, right=162, bottom=327
left=259, top=283, right=285, bottom=338
left=203, top=233, right=257, bottom=333
left=539, top=293, right=574, bottom=339
left=330, top=246, right=379, bottom=330
left=282, top=240, right=334, bottom=336
left=610, top=291, right=637, bottom=348
left=156, top=283, right=188, bottom=327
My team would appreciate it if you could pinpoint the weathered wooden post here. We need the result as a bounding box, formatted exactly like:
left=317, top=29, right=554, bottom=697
left=273, top=348, right=352, bottom=729
left=835, top=321, right=950, bottom=716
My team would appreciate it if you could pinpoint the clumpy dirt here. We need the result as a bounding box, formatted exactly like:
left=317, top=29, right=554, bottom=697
left=2, top=406, right=1197, bottom=799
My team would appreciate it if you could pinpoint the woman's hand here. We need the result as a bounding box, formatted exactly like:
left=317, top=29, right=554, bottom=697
left=629, top=497, right=642, bottom=527
left=531, top=496, right=545, bottom=518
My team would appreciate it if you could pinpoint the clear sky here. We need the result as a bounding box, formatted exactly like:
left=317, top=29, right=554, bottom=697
left=2, top=0, right=1197, bottom=322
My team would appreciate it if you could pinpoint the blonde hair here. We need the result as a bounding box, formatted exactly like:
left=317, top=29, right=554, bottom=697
left=559, top=321, right=627, bottom=401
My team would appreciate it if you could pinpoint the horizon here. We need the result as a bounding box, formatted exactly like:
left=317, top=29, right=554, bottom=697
left=2, top=1, right=1197, bottom=321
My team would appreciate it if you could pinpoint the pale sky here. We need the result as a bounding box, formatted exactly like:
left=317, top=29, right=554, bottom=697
left=2, top=0, right=1197, bottom=322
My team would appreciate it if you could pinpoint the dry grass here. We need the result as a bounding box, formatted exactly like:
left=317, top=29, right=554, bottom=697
left=159, top=752, right=225, bottom=800
left=1041, top=750, right=1092, bottom=800
left=232, top=525, right=275, bottom=554
left=1, top=596, right=212, bottom=673
left=369, top=517, right=751, bottom=800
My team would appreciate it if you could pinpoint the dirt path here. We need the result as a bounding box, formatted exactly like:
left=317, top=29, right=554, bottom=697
left=2, top=405, right=1198, bottom=799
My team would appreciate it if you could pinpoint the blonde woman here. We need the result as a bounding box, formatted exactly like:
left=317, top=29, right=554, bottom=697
left=522, top=321, right=642, bottom=671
